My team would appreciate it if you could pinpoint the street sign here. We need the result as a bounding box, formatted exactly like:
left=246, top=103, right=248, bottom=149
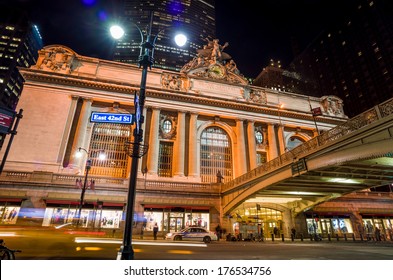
left=291, top=158, right=307, bottom=176
left=90, top=112, right=134, bottom=125
left=0, top=107, right=16, bottom=134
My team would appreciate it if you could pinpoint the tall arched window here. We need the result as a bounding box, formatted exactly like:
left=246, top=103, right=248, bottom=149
left=286, top=136, right=305, bottom=150
left=88, top=123, right=131, bottom=178
left=200, top=126, right=232, bottom=183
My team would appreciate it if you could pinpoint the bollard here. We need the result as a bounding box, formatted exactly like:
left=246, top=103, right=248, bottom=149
left=344, top=233, right=347, bottom=241
left=336, top=234, right=339, bottom=241
left=300, top=233, right=304, bottom=241
left=328, top=233, right=331, bottom=241
left=390, top=233, right=393, bottom=241
left=271, top=233, right=274, bottom=242
left=281, top=233, right=285, bottom=242
left=352, top=233, right=355, bottom=241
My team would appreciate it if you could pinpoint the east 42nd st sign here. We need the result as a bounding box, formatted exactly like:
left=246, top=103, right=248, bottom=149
left=90, top=112, right=134, bottom=125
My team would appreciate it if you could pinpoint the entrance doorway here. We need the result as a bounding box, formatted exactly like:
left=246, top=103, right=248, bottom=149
left=169, top=217, right=183, bottom=232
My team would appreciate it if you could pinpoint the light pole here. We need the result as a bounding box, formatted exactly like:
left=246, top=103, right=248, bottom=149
left=277, top=102, right=287, bottom=153
left=111, top=13, right=187, bottom=260
left=75, top=147, right=105, bottom=226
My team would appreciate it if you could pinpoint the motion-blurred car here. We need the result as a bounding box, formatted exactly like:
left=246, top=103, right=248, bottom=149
left=165, top=227, right=217, bottom=243
left=53, top=223, right=106, bottom=236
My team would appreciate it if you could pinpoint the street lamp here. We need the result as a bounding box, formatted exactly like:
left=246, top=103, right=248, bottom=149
left=110, top=13, right=187, bottom=260
left=75, top=147, right=106, bottom=226
left=277, top=102, right=287, bottom=153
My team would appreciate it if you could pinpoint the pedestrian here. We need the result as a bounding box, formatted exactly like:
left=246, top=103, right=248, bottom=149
left=291, top=227, right=296, bottom=238
left=375, top=227, right=381, bottom=241
left=215, top=224, right=222, bottom=240
left=153, top=223, right=159, bottom=240
left=273, top=226, right=279, bottom=237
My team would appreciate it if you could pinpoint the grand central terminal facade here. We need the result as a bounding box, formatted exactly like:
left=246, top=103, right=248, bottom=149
left=1, top=43, right=392, bottom=240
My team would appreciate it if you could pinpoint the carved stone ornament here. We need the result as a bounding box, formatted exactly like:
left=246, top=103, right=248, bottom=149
left=159, top=114, right=177, bottom=140
left=161, top=73, right=183, bottom=90
left=33, top=45, right=77, bottom=74
left=320, top=95, right=346, bottom=117
left=247, top=89, right=267, bottom=104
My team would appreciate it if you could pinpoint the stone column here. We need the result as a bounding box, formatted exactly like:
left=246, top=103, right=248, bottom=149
left=234, top=119, right=247, bottom=177
left=173, top=111, right=186, bottom=177
left=138, top=106, right=148, bottom=175
left=147, top=107, right=160, bottom=177
left=247, top=121, right=257, bottom=170
left=267, top=123, right=278, bottom=160
left=188, top=112, right=199, bottom=179
left=70, top=98, right=92, bottom=173
left=277, top=124, right=286, bottom=155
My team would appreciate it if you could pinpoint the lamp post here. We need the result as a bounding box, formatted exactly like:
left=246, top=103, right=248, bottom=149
left=277, top=102, right=287, bottom=153
left=111, top=12, right=187, bottom=260
left=75, top=147, right=105, bottom=226
left=75, top=147, right=90, bottom=226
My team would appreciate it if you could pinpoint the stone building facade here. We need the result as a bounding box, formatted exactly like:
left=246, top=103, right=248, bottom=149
left=0, top=43, right=391, bottom=240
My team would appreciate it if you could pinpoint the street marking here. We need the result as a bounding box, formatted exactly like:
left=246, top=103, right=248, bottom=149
left=74, top=237, right=207, bottom=247
left=167, top=250, right=193, bottom=255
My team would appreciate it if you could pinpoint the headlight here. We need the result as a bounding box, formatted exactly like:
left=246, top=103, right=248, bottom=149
left=166, top=233, right=173, bottom=237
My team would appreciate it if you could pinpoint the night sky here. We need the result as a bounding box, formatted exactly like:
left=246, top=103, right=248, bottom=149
left=3, top=0, right=356, bottom=78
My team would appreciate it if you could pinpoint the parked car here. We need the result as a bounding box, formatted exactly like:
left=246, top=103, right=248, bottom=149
left=165, top=227, right=217, bottom=243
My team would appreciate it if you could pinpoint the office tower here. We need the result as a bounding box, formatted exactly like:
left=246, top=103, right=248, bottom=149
left=0, top=6, right=43, bottom=148
left=288, top=0, right=393, bottom=118
left=113, top=0, right=216, bottom=71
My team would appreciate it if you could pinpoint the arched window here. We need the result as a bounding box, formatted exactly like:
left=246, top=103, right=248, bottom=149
left=200, top=126, right=232, bottom=183
left=88, top=123, right=131, bottom=178
left=286, top=136, right=305, bottom=150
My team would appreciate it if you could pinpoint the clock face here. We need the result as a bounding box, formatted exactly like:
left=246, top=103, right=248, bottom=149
left=208, top=64, right=226, bottom=79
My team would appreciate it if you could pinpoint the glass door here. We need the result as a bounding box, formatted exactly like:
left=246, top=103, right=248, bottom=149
left=169, top=217, right=183, bottom=232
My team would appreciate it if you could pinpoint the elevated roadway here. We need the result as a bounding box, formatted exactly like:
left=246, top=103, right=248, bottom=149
left=222, top=98, right=393, bottom=216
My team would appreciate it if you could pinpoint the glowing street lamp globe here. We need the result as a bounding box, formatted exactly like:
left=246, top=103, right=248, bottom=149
left=174, top=33, right=187, bottom=47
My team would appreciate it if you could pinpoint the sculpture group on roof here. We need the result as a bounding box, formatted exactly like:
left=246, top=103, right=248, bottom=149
left=181, top=38, right=245, bottom=83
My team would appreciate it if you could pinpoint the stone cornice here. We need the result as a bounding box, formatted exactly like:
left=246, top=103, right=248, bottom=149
left=20, top=68, right=344, bottom=126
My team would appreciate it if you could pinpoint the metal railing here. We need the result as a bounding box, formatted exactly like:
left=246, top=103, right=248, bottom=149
left=223, top=97, right=393, bottom=192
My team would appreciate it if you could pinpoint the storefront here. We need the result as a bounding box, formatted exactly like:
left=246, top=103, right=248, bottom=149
left=0, top=202, right=21, bottom=225
left=230, top=206, right=284, bottom=239
left=305, top=214, right=353, bottom=236
left=361, top=215, right=393, bottom=240
left=43, top=200, right=124, bottom=228
left=142, top=206, right=211, bottom=233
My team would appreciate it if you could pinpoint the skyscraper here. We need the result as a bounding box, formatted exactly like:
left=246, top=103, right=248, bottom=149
left=113, top=0, right=216, bottom=71
left=288, top=0, right=393, bottom=118
left=0, top=5, right=43, bottom=148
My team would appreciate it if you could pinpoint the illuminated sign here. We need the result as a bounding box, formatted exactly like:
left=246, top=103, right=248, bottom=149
left=90, top=112, right=134, bottom=125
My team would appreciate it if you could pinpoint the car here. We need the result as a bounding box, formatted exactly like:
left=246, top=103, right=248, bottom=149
left=53, top=223, right=106, bottom=236
left=165, top=227, right=218, bottom=243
